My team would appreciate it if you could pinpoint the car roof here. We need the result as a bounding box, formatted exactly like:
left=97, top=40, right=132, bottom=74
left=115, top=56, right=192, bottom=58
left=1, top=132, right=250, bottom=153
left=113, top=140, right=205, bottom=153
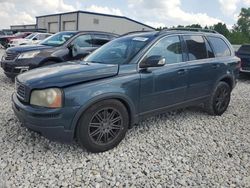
left=122, top=28, right=221, bottom=38
left=58, top=30, right=119, bottom=36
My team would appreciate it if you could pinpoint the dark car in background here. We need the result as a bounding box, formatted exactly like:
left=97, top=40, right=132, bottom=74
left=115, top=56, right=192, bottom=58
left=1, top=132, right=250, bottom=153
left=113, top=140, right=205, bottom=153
left=1, top=31, right=118, bottom=79
left=12, top=29, right=240, bottom=152
left=236, top=44, right=250, bottom=73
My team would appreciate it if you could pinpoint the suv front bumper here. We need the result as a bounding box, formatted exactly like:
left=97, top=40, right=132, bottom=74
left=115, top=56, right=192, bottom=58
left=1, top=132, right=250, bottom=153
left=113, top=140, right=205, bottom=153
left=12, top=93, right=79, bottom=143
left=1, top=57, right=43, bottom=78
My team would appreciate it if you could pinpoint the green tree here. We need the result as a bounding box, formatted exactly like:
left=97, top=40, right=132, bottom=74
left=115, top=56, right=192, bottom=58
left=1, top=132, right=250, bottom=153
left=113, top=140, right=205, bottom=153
left=212, top=22, right=230, bottom=37
left=237, top=8, right=250, bottom=37
left=186, top=24, right=202, bottom=28
left=228, top=31, right=250, bottom=44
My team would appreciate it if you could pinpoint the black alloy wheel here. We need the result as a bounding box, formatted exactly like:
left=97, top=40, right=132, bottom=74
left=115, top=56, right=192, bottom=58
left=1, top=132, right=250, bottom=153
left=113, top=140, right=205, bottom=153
left=77, top=99, right=129, bottom=153
left=88, top=108, right=123, bottom=145
left=214, top=85, right=230, bottom=114
left=205, top=81, right=231, bottom=115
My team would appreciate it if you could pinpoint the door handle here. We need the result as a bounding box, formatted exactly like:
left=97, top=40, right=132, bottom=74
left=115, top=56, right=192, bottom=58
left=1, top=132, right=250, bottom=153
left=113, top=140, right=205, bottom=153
left=177, top=69, right=187, bottom=75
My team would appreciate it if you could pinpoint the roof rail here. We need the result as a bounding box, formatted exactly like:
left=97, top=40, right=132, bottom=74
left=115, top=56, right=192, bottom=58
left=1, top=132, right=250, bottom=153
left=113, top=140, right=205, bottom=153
left=158, top=27, right=218, bottom=35
left=121, top=30, right=153, bottom=37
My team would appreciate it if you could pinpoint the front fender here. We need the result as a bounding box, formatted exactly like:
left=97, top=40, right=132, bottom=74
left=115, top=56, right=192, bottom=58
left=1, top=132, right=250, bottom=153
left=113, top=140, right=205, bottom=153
left=69, top=92, right=138, bottom=133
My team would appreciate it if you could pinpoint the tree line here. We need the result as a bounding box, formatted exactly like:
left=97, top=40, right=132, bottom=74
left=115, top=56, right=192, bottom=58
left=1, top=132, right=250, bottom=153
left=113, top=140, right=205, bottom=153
left=156, top=8, right=250, bottom=45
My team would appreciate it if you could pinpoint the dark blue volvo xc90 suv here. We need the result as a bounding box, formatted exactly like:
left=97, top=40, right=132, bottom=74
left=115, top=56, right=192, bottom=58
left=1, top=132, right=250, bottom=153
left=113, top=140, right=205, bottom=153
left=12, top=29, right=240, bottom=152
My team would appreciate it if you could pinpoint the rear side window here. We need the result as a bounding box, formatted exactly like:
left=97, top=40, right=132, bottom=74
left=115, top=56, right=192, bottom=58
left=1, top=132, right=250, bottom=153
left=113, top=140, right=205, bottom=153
left=208, top=36, right=231, bottom=57
left=204, top=38, right=215, bottom=58
left=183, top=35, right=207, bottom=60
left=92, top=34, right=110, bottom=46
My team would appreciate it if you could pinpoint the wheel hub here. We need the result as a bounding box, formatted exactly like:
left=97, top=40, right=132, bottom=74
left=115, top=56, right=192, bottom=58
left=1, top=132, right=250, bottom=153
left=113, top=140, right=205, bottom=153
left=88, top=108, right=123, bottom=144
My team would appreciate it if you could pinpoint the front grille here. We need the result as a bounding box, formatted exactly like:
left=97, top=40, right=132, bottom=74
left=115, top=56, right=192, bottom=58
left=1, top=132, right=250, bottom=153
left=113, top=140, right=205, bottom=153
left=3, top=65, right=12, bottom=72
left=5, top=51, right=19, bottom=61
left=16, top=80, right=26, bottom=101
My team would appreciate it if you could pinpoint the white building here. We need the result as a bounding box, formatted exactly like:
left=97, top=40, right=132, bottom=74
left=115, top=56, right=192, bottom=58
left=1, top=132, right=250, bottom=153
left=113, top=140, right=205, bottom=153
left=36, top=11, right=155, bottom=34
left=10, top=24, right=37, bottom=30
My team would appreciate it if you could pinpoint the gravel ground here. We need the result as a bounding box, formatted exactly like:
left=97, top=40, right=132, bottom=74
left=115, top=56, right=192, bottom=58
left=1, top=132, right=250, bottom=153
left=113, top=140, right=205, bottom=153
left=0, top=51, right=250, bottom=187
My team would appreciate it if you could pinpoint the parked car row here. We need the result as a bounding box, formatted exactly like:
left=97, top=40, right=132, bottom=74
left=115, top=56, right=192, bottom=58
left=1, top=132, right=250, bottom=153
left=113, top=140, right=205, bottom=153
left=5, top=28, right=241, bottom=152
left=1, top=31, right=118, bottom=79
left=0, top=32, right=32, bottom=48
left=8, top=32, right=52, bottom=47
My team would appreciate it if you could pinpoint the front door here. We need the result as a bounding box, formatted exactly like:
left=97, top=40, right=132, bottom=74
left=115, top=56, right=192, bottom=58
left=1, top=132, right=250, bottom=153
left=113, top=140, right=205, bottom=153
left=139, top=35, right=189, bottom=114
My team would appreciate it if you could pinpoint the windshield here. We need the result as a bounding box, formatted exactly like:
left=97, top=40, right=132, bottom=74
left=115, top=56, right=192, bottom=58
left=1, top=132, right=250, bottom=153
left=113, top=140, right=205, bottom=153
left=85, top=35, right=153, bottom=65
left=40, top=32, right=75, bottom=47
left=25, top=33, right=36, bottom=39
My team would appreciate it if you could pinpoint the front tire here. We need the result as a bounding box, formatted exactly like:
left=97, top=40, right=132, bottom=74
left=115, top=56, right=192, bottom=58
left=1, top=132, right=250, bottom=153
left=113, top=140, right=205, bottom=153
left=205, top=81, right=231, bottom=116
left=76, top=99, right=129, bottom=153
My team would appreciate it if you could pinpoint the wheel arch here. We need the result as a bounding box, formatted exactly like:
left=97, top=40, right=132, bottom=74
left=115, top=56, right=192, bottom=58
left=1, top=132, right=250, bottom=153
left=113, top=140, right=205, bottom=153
left=71, top=93, right=138, bottom=139
left=218, top=75, right=234, bottom=90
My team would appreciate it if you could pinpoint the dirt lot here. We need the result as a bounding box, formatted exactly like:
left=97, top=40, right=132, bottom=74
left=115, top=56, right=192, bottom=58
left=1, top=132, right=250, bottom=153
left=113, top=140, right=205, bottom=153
left=0, top=48, right=249, bottom=187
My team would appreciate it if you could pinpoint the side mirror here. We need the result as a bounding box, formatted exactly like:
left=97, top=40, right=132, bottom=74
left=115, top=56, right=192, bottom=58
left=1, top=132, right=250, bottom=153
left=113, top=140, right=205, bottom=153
left=33, top=37, right=38, bottom=41
left=140, top=55, right=166, bottom=68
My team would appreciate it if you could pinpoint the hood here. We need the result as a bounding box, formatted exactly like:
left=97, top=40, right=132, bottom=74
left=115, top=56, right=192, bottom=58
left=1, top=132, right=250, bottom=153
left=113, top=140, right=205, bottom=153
left=17, top=61, right=119, bottom=88
left=7, top=44, right=53, bottom=53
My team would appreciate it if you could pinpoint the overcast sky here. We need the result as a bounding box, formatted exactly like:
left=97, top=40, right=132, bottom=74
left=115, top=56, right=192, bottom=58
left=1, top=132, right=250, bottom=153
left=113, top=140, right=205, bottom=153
left=0, top=0, right=249, bottom=29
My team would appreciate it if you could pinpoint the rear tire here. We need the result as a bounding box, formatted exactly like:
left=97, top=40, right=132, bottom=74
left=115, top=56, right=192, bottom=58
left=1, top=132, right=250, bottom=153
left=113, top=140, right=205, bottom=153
left=204, top=81, right=231, bottom=116
left=76, top=99, right=129, bottom=153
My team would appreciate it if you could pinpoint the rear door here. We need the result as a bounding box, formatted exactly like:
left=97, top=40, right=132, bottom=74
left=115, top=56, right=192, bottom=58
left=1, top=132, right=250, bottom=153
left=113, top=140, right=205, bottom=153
left=139, top=35, right=189, bottom=113
left=207, top=36, right=232, bottom=73
left=182, top=35, right=216, bottom=100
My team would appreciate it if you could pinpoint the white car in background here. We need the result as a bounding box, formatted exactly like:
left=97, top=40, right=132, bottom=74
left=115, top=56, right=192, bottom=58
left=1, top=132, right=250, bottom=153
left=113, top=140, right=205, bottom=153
left=8, top=32, right=52, bottom=47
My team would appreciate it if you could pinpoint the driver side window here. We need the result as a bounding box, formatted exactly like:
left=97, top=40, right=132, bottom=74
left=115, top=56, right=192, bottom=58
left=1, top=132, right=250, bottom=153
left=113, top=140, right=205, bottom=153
left=72, top=35, right=92, bottom=48
left=146, top=36, right=183, bottom=64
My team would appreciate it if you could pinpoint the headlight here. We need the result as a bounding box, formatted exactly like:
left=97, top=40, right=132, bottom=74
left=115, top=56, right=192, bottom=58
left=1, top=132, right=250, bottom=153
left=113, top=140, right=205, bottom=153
left=30, top=88, right=62, bottom=108
left=18, top=51, right=40, bottom=59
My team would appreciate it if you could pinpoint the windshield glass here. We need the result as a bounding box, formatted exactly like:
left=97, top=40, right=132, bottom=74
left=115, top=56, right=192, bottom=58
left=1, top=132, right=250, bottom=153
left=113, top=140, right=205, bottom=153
left=85, top=35, right=153, bottom=65
left=25, top=33, right=36, bottom=39
left=40, top=32, right=75, bottom=47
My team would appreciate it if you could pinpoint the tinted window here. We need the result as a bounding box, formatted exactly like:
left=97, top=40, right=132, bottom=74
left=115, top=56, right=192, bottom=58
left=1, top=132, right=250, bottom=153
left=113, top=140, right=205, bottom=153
left=72, top=35, right=92, bottom=48
left=145, top=36, right=183, bottom=64
left=184, top=35, right=207, bottom=60
left=204, top=38, right=215, bottom=58
left=208, top=36, right=231, bottom=57
left=92, top=34, right=110, bottom=46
